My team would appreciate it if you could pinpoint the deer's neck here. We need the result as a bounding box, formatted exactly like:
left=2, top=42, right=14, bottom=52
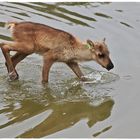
left=73, top=42, right=93, bottom=61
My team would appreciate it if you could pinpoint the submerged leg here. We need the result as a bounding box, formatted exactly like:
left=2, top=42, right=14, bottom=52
left=66, top=62, right=87, bottom=81
left=42, top=57, right=54, bottom=84
left=1, top=45, right=18, bottom=80
left=1, top=42, right=33, bottom=80
left=11, top=52, right=28, bottom=68
left=4, top=52, right=28, bottom=71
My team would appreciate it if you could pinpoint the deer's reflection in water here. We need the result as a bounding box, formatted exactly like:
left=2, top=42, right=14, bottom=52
left=18, top=99, right=114, bottom=138
left=0, top=78, right=114, bottom=138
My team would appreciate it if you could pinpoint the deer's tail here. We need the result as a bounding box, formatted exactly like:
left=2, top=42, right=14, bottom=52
left=0, top=43, right=5, bottom=48
left=5, top=21, right=18, bottom=31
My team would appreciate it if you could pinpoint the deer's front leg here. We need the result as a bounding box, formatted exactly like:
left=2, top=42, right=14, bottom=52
left=66, top=62, right=87, bottom=81
left=42, top=55, right=54, bottom=83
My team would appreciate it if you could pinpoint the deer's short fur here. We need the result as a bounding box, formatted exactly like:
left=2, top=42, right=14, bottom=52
left=0, top=21, right=114, bottom=83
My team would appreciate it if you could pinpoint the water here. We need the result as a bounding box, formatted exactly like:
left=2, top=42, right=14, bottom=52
left=0, top=2, right=139, bottom=138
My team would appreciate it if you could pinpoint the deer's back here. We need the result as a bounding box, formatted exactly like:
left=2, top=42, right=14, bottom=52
left=10, top=22, right=79, bottom=54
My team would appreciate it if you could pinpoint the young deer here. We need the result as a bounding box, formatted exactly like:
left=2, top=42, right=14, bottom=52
left=0, top=21, right=114, bottom=83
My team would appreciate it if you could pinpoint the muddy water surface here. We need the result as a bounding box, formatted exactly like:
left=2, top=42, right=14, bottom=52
left=0, top=2, right=140, bottom=138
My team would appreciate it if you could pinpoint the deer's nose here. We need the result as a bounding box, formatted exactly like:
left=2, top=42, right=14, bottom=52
left=106, top=61, right=114, bottom=71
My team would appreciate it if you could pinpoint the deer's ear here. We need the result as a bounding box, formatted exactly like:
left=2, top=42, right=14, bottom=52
left=87, top=40, right=95, bottom=48
left=103, top=37, right=106, bottom=42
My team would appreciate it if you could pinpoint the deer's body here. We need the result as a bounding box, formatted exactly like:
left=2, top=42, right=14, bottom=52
left=0, top=21, right=114, bottom=83
left=9, top=22, right=92, bottom=61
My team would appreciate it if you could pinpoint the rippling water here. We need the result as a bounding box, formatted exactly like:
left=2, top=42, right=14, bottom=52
left=0, top=2, right=140, bottom=138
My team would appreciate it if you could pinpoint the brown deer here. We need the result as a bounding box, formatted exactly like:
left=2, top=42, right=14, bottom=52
left=0, top=21, right=114, bottom=83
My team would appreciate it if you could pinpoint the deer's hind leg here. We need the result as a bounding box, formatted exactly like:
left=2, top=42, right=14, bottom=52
left=11, top=52, right=29, bottom=68
left=1, top=42, right=33, bottom=80
left=4, top=52, right=29, bottom=79
left=1, top=45, right=18, bottom=80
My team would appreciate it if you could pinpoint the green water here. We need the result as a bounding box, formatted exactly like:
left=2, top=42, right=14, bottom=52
left=0, top=2, right=139, bottom=138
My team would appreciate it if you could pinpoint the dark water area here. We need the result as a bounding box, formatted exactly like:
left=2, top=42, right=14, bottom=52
left=0, top=2, right=140, bottom=138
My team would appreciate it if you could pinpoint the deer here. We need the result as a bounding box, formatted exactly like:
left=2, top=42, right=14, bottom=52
left=0, top=21, right=114, bottom=83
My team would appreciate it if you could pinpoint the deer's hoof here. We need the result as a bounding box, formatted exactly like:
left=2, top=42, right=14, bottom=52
left=8, top=71, right=19, bottom=81
left=80, top=76, right=88, bottom=81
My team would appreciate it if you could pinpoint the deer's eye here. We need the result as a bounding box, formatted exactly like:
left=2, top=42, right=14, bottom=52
left=98, top=53, right=105, bottom=58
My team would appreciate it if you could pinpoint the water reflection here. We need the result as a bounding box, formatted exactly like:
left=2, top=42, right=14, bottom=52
left=94, top=13, right=112, bottom=19
left=0, top=22, right=5, bottom=27
left=120, top=21, right=133, bottom=28
left=0, top=2, right=135, bottom=42
left=13, top=2, right=95, bottom=28
left=93, top=126, right=112, bottom=137
left=55, top=2, right=91, bottom=7
left=18, top=99, right=114, bottom=138
left=0, top=81, right=114, bottom=138
left=0, top=35, right=12, bottom=41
